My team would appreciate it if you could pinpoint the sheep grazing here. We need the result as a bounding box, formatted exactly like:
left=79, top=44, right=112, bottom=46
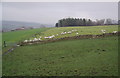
left=34, top=38, right=38, bottom=41
left=44, top=35, right=55, bottom=39
left=44, top=37, right=49, bottom=39
left=38, top=38, right=41, bottom=41
left=49, top=35, right=55, bottom=38
left=48, top=36, right=52, bottom=39
left=76, top=33, right=79, bottom=35
left=17, top=45, right=20, bottom=47
left=52, top=35, right=55, bottom=37
left=24, top=40, right=28, bottom=43
left=113, top=31, right=117, bottom=33
left=101, top=29, right=106, bottom=33
left=61, top=32, right=65, bottom=35
left=68, top=31, right=72, bottom=34
left=29, top=40, right=32, bottom=42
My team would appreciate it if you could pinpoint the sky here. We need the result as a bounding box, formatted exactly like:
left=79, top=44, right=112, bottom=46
left=2, top=2, right=118, bottom=25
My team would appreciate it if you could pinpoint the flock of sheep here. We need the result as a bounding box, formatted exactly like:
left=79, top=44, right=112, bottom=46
left=24, top=29, right=79, bottom=43
left=23, top=29, right=118, bottom=43
left=101, top=29, right=117, bottom=34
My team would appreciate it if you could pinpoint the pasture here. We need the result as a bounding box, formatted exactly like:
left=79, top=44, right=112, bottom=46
left=2, top=28, right=50, bottom=53
left=27, top=25, right=118, bottom=41
left=2, top=25, right=119, bottom=76
left=2, top=28, right=50, bottom=44
left=3, top=36, right=118, bottom=76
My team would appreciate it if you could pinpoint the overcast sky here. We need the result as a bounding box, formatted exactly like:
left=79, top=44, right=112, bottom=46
left=2, top=2, right=118, bottom=25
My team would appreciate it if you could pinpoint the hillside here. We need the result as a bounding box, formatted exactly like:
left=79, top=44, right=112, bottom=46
left=3, top=36, right=118, bottom=76
left=2, top=20, right=54, bottom=32
left=2, top=25, right=119, bottom=76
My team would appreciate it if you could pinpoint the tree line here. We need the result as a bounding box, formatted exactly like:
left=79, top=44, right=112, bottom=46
left=55, top=18, right=117, bottom=27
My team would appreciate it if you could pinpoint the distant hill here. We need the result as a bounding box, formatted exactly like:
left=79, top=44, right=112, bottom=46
left=2, top=20, right=54, bottom=32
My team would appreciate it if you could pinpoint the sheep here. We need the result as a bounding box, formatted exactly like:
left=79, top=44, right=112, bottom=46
left=44, top=35, right=55, bottom=39
left=61, top=32, right=65, bottom=35
left=76, top=33, right=79, bottom=35
left=113, top=31, right=117, bottom=33
left=101, top=29, right=106, bottom=33
left=34, top=38, right=38, bottom=41
left=44, top=37, right=49, bottom=39
left=17, top=45, right=20, bottom=47
left=72, top=29, right=77, bottom=31
left=61, top=32, right=67, bottom=35
left=24, top=40, right=28, bottom=43
left=38, top=38, right=41, bottom=41
left=68, top=31, right=72, bottom=34
left=48, top=35, right=55, bottom=39
left=29, top=39, right=32, bottom=42
left=48, top=36, right=52, bottom=39
left=52, top=35, right=55, bottom=37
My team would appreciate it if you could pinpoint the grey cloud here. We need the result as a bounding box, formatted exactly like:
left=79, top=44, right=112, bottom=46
left=2, top=2, right=118, bottom=24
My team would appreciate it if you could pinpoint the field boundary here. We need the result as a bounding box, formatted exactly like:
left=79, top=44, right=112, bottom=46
left=19, top=32, right=120, bottom=46
left=2, top=32, right=119, bottom=56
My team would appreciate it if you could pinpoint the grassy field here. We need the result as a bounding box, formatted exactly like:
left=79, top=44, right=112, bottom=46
left=2, top=25, right=118, bottom=76
left=3, top=36, right=118, bottom=76
left=2, top=28, right=50, bottom=44
left=30, top=25, right=118, bottom=40
left=2, top=25, right=118, bottom=43
left=2, top=28, right=50, bottom=53
left=2, top=25, right=118, bottom=54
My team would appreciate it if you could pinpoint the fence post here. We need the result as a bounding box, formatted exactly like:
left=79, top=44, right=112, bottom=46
left=3, top=41, right=7, bottom=47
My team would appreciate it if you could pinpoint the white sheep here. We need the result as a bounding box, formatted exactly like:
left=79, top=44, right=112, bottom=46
left=61, top=32, right=64, bottom=35
left=29, top=40, right=32, bottom=42
left=34, top=38, right=38, bottom=41
left=17, top=45, right=20, bottom=47
left=38, top=38, right=41, bottom=41
left=44, top=37, right=49, bottom=39
left=24, top=40, right=28, bottom=43
left=101, top=29, right=106, bottom=33
left=113, top=31, right=117, bottom=33
left=48, top=35, right=55, bottom=38
left=68, top=31, right=72, bottom=34
left=76, top=33, right=79, bottom=34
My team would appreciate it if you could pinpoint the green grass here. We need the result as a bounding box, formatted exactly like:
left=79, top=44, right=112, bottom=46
left=2, top=36, right=118, bottom=76
left=2, top=28, right=50, bottom=44
left=2, top=28, right=50, bottom=53
left=29, top=25, right=118, bottom=40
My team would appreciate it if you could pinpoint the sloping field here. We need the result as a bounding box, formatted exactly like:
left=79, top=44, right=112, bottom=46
left=2, top=28, right=50, bottom=44
left=28, top=25, right=118, bottom=41
left=3, top=36, right=118, bottom=76
left=2, top=28, right=50, bottom=53
left=2, top=25, right=119, bottom=76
